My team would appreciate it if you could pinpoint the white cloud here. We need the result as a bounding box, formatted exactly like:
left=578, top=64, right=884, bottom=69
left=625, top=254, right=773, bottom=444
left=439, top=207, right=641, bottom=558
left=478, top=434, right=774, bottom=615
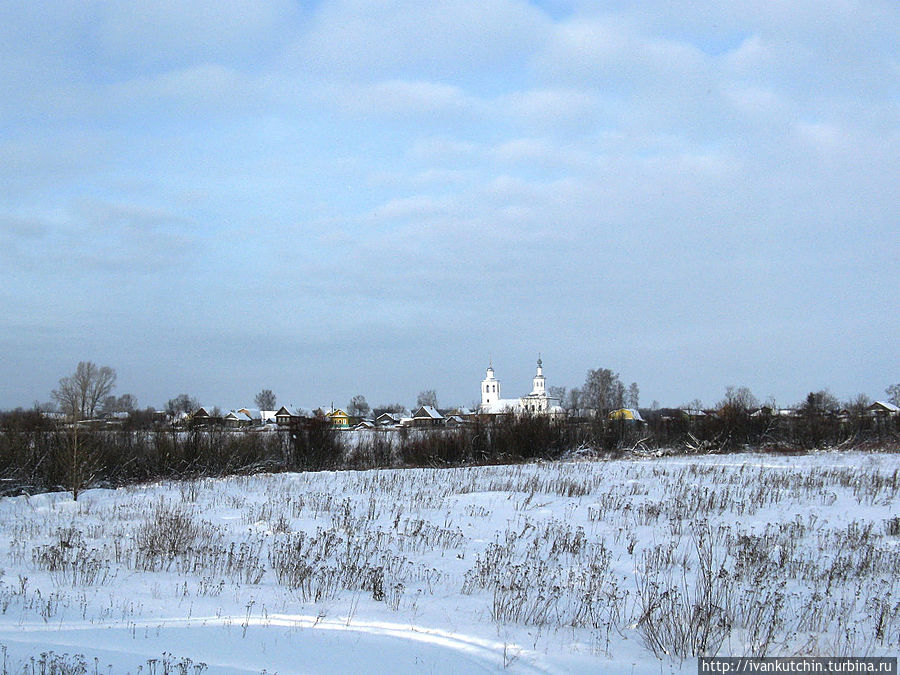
left=409, top=168, right=477, bottom=187
left=291, top=0, right=549, bottom=82
left=535, top=15, right=709, bottom=87
left=408, top=138, right=481, bottom=163
left=1, top=200, right=199, bottom=278
left=723, top=84, right=785, bottom=119
left=332, top=79, right=478, bottom=117
left=368, top=194, right=454, bottom=222
left=490, top=138, right=594, bottom=171
left=95, top=1, right=299, bottom=70
left=109, top=64, right=263, bottom=111
left=494, top=88, right=604, bottom=133
left=723, top=34, right=779, bottom=73
left=795, top=121, right=845, bottom=153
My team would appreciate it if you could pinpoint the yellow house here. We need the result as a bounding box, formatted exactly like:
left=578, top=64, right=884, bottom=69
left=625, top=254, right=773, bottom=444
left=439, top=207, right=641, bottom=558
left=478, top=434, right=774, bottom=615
left=325, top=408, right=351, bottom=428
left=608, top=408, right=644, bottom=422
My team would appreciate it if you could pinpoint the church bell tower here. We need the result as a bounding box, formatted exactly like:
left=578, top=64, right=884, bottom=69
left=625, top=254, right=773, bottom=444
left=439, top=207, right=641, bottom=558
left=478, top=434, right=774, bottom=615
left=531, top=356, right=545, bottom=396
left=482, top=362, right=500, bottom=407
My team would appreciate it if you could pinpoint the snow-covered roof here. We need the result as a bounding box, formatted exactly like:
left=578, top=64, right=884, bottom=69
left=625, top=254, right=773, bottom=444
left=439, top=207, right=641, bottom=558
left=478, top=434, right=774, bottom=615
left=680, top=408, right=707, bottom=417
left=870, top=401, right=900, bottom=413
left=609, top=408, right=644, bottom=422
left=413, top=405, right=444, bottom=419
left=376, top=412, right=402, bottom=424
left=275, top=406, right=312, bottom=418
left=234, top=408, right=276, bottom=422
left=480, top=399, right=520, bottom=415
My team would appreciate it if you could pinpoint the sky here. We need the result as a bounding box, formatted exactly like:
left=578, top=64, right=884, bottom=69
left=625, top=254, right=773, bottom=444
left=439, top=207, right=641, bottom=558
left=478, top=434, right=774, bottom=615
left=1, top=0, right=898, bottom=413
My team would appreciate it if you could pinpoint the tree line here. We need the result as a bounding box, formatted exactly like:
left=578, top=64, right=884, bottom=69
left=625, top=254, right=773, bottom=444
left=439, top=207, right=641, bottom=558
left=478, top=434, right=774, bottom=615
left=2, top=361, right=898, bottom=499
left=4, top=394, right=896, bottom=500
left=29, top=361, right=900, bottom=423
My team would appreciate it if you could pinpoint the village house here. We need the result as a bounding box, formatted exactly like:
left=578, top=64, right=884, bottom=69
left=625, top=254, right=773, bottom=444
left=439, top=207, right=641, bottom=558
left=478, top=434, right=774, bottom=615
left=609, top=408, right=644, bottom=423
left=375, top=412, right=403, bottom=428
left=410, top=405, right=445, bottom=427
left=868, top=401, right=900, bottom=416
left=323, top=408, right=351, bottom=429
left=237, top=408, right=277, bottom=426
left=222, top=410, right=252, bottom=428
left=274, top=406, right=297, bottom=427
left=190, top=407, right=219, bottom=426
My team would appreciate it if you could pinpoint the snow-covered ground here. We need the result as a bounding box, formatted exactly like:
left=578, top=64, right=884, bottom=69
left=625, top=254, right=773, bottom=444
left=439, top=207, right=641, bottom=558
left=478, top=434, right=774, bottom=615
left=1, top=451, right=897, bottom=674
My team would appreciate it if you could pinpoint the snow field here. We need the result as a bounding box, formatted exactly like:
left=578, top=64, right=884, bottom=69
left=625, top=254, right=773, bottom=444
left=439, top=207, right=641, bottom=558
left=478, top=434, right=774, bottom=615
left=0, top=451, right=898, bottom=674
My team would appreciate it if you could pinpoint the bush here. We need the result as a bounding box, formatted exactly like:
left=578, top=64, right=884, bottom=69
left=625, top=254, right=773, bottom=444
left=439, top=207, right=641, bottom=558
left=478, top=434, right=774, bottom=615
left=135, top=503, right=211, bottom=559
left=288, top=417, right=342, bottom=470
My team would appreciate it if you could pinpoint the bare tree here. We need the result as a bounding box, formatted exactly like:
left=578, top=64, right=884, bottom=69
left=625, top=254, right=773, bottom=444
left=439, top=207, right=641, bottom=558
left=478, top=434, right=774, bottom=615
left=55, top=419, right=104, bottom=501
left=715, top=387, right=759, bottom=449
left=373, top=403, right=407, bottom=417
left=886, top=384, right=900, bottom=407
left=582, top=368, right=622, bottom=416
left=416, top=389, right=438, bottom=409
left=846, top=393, right=871, bottom=417
left=166, top=394, right=200, bottom=417
left=52, top=361, right=117, bottom=420
left=347, top=394, right=371, bottom=418
left=797, top=389, right=841, bottom=449
left=799, top=389, right=840, bottom=415
left=34, top=400, right=58, bottom=413
left=254, top=389, right=277, bottom=410
left=614, top=380, right=626, bottom=409
left=101, top=393, right=137, bottom=414
left=49, top=362, right=114, bottom=500
left=548, top=386, right=566, bottom=406
left=685, top=398, right=704, bottom=414
left=717, top=386, right=758, bottom=414
left=627, top=382, right=640, bottom=409
left=565, top=387, right=582, bottom=416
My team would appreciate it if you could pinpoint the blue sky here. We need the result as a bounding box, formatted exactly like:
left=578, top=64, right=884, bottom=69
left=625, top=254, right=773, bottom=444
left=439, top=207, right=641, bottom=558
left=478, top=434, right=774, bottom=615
left=1, top=0, right=898, bottom=412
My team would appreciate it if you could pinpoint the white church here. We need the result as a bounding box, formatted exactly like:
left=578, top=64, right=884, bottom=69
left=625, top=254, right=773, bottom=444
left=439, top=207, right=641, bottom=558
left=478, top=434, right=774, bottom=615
left=479, top=357, right=565, bottom=416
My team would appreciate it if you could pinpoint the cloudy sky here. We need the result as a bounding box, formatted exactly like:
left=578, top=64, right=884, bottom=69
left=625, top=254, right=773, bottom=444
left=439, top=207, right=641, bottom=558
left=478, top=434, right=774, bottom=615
left=2, top=1, right=897, bottom=412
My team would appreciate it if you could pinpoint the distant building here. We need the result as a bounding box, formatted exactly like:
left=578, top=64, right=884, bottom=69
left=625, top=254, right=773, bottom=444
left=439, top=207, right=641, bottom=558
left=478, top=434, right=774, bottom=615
left=324, top=408, right=351, bottom=428
left=609, top=408, right=644, bottom=422
left=190, top=407, right=219, bottom=426
left=275, top=406, right=297, bottom=427
left=445, top=415, right=468, bottom=427
left=410, top=405, right=445, bottom=427
left=375, top=412, right=403, bottom=428
left=479, top=357, right=564, bottom=416
left=222, top=410, right=252, bottom=428
left=868, top=401, right=900, bottom=417
left=237, top=408, right=277, bottom=426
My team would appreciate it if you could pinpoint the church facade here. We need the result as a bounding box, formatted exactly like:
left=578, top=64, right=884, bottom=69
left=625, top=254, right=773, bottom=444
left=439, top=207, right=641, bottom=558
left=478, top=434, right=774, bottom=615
left=479, top=358, right=563, bottom=416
